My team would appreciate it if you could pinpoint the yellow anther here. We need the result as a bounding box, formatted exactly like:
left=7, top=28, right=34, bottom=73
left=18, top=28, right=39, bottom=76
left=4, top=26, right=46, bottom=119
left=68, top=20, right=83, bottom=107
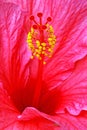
left=39, top=46, right=42, bottom=50
left=42, top=47, right=46, bottom=50
left=35, top=49, right=41, bottom=55
left=28, top=32, right=31, bottom=36
left=41, top=43, right=46, bottom=46
left=49, top=26, right=54, bottom=33
left=48, top=38, right=52, bottom=42
left=27, top=39, right=32, bottom=43
left=29, top=43, right=34, bottom=48
left=43, top=61, right=46, bottom=64
left=36, top=40, right=40, bottom=47
left=48, top=48, right=52, bottom=52
left=42, top=51, right=45, bottom=54
left=36, top=54, right=40, bottom=58
left=31, top=28, right=34, bottom=34
left=35, top=49, right=39, bottom=52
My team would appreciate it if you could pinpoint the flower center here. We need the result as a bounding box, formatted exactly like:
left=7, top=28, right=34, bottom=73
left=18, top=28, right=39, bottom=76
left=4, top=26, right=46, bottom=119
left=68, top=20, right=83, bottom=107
left=26, top=13, right=56, bottom=110
left=27, top=12, right=56, bottom=64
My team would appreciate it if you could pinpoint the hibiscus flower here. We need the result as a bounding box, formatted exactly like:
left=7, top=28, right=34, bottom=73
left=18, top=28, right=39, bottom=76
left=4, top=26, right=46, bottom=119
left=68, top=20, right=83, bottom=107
left=0, top=0, right=87, bottom=129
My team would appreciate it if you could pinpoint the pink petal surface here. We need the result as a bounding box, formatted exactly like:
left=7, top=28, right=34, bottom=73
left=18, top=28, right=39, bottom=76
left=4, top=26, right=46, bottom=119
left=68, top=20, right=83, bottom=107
left=0, top=2, right=31, bottom=93
left=55, top=56, right=87, bottom=115
left=55, top=111, right=87, bottom=130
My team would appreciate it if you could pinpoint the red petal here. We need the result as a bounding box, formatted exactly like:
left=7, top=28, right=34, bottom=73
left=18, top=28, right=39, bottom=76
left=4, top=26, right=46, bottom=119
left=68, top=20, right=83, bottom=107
left=43, top=0, right=87, bottom=89
left=0, top=2, right=31, bottom=94
left=0, top=84, right=19, bottom=129
left=18, top=107, right=57, bottom=122
left=4, top=0, right=87, bottom=90
left=54, top=111, right=87, bottom=130
left=56, top=56, right=87, bottom=115
left=0, top=84, right=59, bottom=129
left=0, top=84, right=58, bottom=129
left=1, top=81, right=87, bottom=130
left=17, top=107, right=60, bottom=129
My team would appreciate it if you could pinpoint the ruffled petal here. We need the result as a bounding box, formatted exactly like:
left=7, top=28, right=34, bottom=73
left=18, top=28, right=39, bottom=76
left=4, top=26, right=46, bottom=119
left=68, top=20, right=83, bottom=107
left=0, top=2, right=31, bottom=94
left=43, top=0, right=87, bottom=89
left=55, top=111, right=87, bottom=130
left=17, top=107, right=60, bottom=129
left=56, top=56, right=87, bottom=115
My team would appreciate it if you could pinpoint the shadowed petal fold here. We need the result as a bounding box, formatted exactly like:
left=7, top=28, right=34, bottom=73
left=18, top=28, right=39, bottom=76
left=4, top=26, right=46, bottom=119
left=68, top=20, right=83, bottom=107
left=0, top=84, right=59, bottom=130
